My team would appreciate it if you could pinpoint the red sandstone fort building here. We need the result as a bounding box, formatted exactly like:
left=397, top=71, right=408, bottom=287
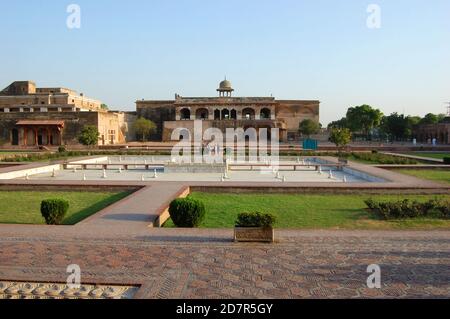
left=136, top=79, right=320, bottom=142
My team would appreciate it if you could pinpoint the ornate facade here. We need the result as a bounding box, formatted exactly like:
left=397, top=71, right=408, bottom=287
left=136, top=79, right=320, bottom=142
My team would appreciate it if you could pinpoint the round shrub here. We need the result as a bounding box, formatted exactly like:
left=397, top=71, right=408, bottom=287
left=58, top=145, right=67, bottom=153
left=168, top=198, right=206, bottom=228
left=443, top=157, right=450, bottom=165
left=41, top=199, right=69, bottom=225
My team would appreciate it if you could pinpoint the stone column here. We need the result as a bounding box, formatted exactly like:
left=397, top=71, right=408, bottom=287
left=208, top=108, right=214, bottom=120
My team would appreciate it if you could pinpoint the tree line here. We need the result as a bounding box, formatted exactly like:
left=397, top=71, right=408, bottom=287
left=327, top=105, right=448, bottom=142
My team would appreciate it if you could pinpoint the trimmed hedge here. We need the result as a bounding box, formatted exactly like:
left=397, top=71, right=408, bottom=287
left=168, top=197, right=206, bottom=228
left=41, top=199, right=70, bottom=225
left=365, top=198, right=450, bottom=220
left=443, top=157, right=450, bottom=165
left=348, top=152, right=418, bottom=164
left=235, top=212, right=276, bottom=228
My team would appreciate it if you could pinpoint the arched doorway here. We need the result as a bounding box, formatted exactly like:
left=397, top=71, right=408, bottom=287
left=242, top=108, right=256, bottom=120
left=195, top=108, right=209, bottom=120
left=180, top=108, right=191, bottom=120
left=11, top=129, right=19, bottom=146
left=260, top=108, right=271, bottom=119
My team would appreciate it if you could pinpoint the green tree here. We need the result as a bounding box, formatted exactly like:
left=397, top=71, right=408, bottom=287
left=78, top=125, right=100, bottom=146
left=100, top=104, right=109, bottom=110
left=327, top=117, right=348, bottom=130
left=133, top=118, right=156, bottom=142
left=380, top=113, right=420, bottom=141
left=298, top=119, right=320, bottom=138
left=329, top=128, right=352, bottom=153
left=346, top=105, right=383, bottom=138
left=419, top=113, right=446, bottom=125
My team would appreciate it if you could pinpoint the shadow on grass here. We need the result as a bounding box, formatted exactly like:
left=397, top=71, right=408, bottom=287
left=63, top=192, right=132, bottom=225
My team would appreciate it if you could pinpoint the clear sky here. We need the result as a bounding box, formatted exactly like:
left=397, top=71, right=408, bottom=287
left=1, top=0, right=449, bottom=125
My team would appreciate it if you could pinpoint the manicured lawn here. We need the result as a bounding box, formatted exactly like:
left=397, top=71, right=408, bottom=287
left=163, top=193, right=450, bottom=230
left=0, top=191, right=132, bottom=225
left=394, top=169, right=450, bottom=185
left=407, top=152, right=450, bottom=160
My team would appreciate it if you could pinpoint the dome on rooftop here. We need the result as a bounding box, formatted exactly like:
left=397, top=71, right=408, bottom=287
left=219, top=79, right=232, bottom=89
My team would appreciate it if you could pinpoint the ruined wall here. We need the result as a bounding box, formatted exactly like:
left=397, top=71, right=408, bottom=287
left=136, top=100, right=176, bottom=140
left=275, top=100, right=320, bottom=140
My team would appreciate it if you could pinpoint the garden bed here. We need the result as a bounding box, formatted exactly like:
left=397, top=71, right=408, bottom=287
left=163, top=193, right=450, bottom=230
left=0, top=190, right=132, bottom=225
left=393, top=169, right=450, bottom=185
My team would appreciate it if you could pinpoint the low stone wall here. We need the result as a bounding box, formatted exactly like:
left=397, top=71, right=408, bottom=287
left=165, top=163, right=226, bottom=173
left=154, top=186, right=191, bottom=227
left=189, top=186, right=450, bottom=195
left=0, top=164, right=61, bottom=180
left=66, top=156, right=109, bottom=168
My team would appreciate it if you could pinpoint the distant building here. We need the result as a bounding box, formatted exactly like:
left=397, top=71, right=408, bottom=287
left=0, top=81, right=132, bottom=147
left=414, top=118, right=450, bottom=144
left=136, top=79, right=320, bottom=142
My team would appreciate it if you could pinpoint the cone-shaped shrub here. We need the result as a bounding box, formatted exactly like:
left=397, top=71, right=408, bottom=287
left=41, top=199, right=69, bottom=225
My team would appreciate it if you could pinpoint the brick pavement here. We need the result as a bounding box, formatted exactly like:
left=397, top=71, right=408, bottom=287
left=0, top=229, right=448, bottom=299
left=0, top=158, right=448, bottom=298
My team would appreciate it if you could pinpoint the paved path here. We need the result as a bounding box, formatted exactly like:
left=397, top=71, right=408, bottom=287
left=0, top=228, right=449, bottom=299
left=77, top=184, right=188, bottom=229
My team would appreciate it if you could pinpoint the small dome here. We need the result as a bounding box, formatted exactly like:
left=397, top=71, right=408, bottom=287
left=219, top=79, right=232, bottom=89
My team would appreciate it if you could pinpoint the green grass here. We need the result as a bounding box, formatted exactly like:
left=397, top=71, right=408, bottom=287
left=407, top=152, right=450, bottom=160
left=163, top=193, right=450, bottom=230
left=0, top=191, right=132, bottom=225
left=346, top=153, right=419, bottom=165
left=394, top=169, right=450, bottom=185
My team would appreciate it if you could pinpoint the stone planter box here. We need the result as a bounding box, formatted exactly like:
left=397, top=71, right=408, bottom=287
left=234, top=227, right=274, bottom=243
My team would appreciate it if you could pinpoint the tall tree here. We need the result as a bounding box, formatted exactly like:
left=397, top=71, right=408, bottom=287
left=419, top=113, right=447, bottom=125
left=78, top=125, right=100, bottom=146
left=133, top=118, right=156, bottom=142
left=346, top=105, right=383, bottom=138
left=327, top=117, right=348, bottom=130
left=298, top=119, right=320, bottom=138
left=380, top=113, right=420, bottom=141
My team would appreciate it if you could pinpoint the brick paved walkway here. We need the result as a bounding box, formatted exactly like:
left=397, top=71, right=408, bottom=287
left=0, top=228, right=448, bottom=299
left=77, top=184, right=188, bottom=229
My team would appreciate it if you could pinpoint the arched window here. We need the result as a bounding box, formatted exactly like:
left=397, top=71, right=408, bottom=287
left=260, top=108, right=271, bottom=119
left=230, top=109, right=237, bottom=120
left=214, top=109, right=221, bottom=120
left=196, top=108, right=209, bottom=120
left=242, top=108, right=256, bottom=120
left=221, top=109, right=230, bottom=120
left=180, top=108, right=191, bottom=120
